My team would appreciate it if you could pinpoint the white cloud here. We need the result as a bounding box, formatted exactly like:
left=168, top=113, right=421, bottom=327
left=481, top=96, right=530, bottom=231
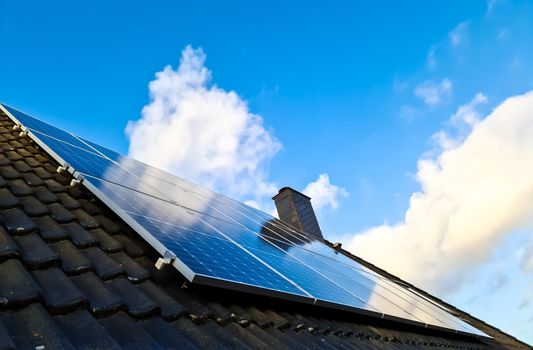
left=414, top=78, right=452, bottom=106
left=126, top=46, right=281, bottom=206
left=345, top=91, right=533, bottom=294
left=449, top=22, right=469, bottom=47
left=303, top=174, right=348, bottom=212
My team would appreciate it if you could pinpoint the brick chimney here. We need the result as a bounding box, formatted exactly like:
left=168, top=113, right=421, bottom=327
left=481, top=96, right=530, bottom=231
left=272, top=187, right=323, bottom=240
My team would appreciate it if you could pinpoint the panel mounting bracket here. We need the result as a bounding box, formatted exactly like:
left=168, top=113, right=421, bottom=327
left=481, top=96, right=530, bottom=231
left=70, top=172, right=85, bottom=187
left=56, top=162, right=71, bottom=174
left=155, top=250, right=176, bottom=270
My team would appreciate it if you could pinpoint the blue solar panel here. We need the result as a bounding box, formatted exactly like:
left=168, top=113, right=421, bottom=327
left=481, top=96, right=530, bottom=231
left=0, top=102, right=488, bottom=337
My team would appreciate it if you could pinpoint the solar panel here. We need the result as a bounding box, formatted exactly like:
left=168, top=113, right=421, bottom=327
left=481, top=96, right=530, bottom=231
left=0, top=103, right=489, bottom=337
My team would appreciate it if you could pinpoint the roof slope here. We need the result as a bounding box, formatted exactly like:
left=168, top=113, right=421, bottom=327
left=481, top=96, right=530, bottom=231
left=0, top=111, right=530, bottom=349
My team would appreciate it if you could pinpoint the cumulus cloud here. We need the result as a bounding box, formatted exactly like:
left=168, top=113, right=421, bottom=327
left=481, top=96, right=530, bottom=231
left=345, top=91, right=533, bottom=294
left=449, top=22, right=469, bottom=47
left=303, top=174, right=348, bottom=212
left=414, top=78, right=452, bottom=106
left=126, top=46, right=281, bottom=206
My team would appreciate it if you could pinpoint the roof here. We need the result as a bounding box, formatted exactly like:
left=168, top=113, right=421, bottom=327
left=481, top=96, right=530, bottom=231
left=0, top=110, right=530, bottom=349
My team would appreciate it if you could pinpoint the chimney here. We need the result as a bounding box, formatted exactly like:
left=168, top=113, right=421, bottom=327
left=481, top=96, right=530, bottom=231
left=272, top=187, right=323, bottom=240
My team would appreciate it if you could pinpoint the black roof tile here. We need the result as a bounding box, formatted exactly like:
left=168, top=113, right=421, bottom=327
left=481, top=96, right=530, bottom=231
left=78, top=198, right=101, bottom=215
left=63, top=222, right=97, bottom=247
left=53, top=309, right=122, bottom=350
left=49, top=202, right=76, bottom=223
left=33, top=216, right=69, bottom=242
left=56, top=192, right=81, bottom=210
left=107, top=277, right=158, bottom=318
left=135, top=255, right=177, bottom=285
left=0, top=154, right=10, bottom=166
left=34, top=185, right=58, bottom=203
left=53, top=172, right=71, bottom=186
left=226, top=322, right=278, bottom=350
left=136, top=280, right=188, bottom=320
left=13, top=233, right=59, bottom=268
left=207, top=301, right=237, bottom=325
left=21, top=171, right=45, bottom=186
left=0, top=207, right=38, bottom=234
left=0, top=175, right=6, bottom=188
left=15, top=148, right=32, bottom=158
left=163, top=286, right=213, bottom=322
left=0, top=303, right=75, bottom=350
left=0, top=320, right=16, bottom=350
left=35, top=154, right=51, bottom=165
left=19, top=196, right=49, bottom=216
left=82, top=246, right=124, bottom=279
left=0, top=188, right=20, bottom=209
left=5, top=150, right=22, bottom=161
left=98, top=311, right=162, bottom=349
left=95, top=213, right=122, bottom=234
left=0, top=165, right=20, bottom=180
left=33, top=166, right=54, bottom=180
left=113, top=233, right=146, bottom=257
left=23, top=156, right=42, bottom=168
left=0, top=227, right=20, bottom=261
left=49, top=240, right=94, bottom=275
left=91, top=227, right=124, bottom=252
left=44, top=178, right=65, bottom=193
left=6, top=179, right=33, bottom=196
left=110, top=251, right=150, bottom=282
left=171, top=318, right=236, bottom=350
left=139, top=316, right=198, bottom=349
left=72, top=208, right=101, bottom=229
left=12, top=160, right=32, bottom=173
left=31, top=267, right=87, bottom=314
left=0, top=259, right=42, bottom=307
left=69, top=272, right=125, bottom=316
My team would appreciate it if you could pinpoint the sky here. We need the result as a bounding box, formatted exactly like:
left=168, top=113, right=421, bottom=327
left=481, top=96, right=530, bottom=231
left=1, top=0, right=533, bottom=344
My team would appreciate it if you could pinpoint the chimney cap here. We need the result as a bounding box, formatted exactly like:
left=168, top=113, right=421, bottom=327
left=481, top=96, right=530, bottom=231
left=272, top=186, right=311, bottom=200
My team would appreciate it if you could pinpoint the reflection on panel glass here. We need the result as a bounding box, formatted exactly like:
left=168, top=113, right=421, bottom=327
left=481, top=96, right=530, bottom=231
left=0, top=103, right=488, bottom=337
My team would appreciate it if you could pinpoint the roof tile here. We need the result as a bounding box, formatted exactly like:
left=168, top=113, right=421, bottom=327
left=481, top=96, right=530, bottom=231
left=0, top=175, right=6, bottom=187
left=31, top=267, right=87, bottom=314
left=98, top=311, right=161, bottom=348
left=0, top=188, right=20, bottom=209
left=0, top=228, right=20, bottom=261
left=33, top=216, right=69, bottom=242
left=49, top=203, right=76, bottom=223
left=0, top=165, right=20, bottom=180
left=19, top=196, right=49, bottom=216
left=56, top=193, right=81, bottom=210
left=139, top=316, right=197, bottom=349
left=0, top=154, right=10, bottom=166
left=53, top=310, right=122, bottom=349
left=6, top=179, right=33, bottom=196
left=136, top=280, right=188, bottom=320
left=110, top=251, right=149, bottom=282
left=63, top=222, right=97, bottom=247
left=0, top=208, right=38, bottom=234
left=21, top=171, right=44, bottom=186
left=106, top=277, right=158, bottom=318
left=69, top=272, right=125, bottom=316
left=78, top=198, right=101, bottom=215
left=33, top=167, right=54, bottom=180
left=91, top=228, right=124, bottom=253
left=12, top=160, right=32, bottom=173
left=23, top=156, right=42, bottom=168
left=113, top=234, right=146, bottom=257
left=44, top=178, right=65, bottom=193
left=34, top=185, right=58, bottom=203
left=0, top=259, right=42, bottom=307
left=5, top=151, right=22, bottom=161
left=82, top=246, right=124, bottom=279
left=49, top=240, right=94, bottom=275
left=13, top=233, right=59, bottom=268
left=72, top=208, right=101, bottom=229
left=95, top=214, right=122, bottom=234
left=0, top=303, right=74, bottom=350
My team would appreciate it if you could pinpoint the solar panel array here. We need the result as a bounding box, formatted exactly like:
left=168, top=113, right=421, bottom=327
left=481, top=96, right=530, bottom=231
left=0, top=103, right=488, bottom=337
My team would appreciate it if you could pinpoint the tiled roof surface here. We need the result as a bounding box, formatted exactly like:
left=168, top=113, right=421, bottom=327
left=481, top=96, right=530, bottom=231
left=0, top=112, right=530, bottom=350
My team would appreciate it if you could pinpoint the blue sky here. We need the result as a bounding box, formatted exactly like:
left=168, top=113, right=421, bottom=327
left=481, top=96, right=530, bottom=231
left=2, top=0, right=533, bottom=344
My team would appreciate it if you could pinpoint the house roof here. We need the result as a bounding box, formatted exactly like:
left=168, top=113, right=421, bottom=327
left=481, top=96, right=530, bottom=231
left=0, top=110, right=530, bottom=350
